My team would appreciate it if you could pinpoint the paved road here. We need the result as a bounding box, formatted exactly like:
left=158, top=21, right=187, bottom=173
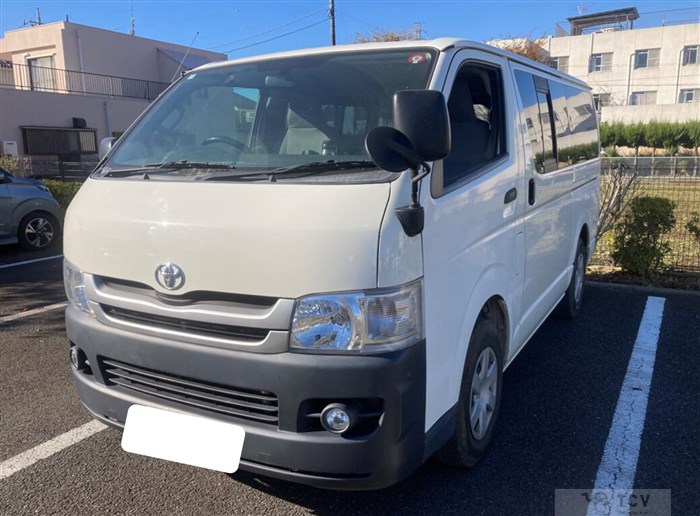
left=1, top=255, right=698, bottom=515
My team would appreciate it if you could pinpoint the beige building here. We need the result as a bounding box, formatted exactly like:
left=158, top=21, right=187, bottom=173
left=0, top=21, right=226, bottom=161
left=542, top=8, right=699, bottom=123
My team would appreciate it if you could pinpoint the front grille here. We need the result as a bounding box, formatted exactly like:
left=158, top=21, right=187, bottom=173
left=101, top=358, right=279, bottom=425
left=101, top=305, right=269, bottom=342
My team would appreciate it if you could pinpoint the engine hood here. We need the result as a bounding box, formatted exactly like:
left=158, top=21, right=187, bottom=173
left=64, top=179, right=391, bottom=299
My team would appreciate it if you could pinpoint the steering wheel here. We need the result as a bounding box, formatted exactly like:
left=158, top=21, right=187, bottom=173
left=201, top=136, right=248, bottom=150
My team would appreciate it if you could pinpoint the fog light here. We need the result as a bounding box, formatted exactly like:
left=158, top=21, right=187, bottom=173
left=320, top=403, right=355, bottom=434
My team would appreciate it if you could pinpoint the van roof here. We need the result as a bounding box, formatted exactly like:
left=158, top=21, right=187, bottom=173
left=195, top=38, right=589, bottom=90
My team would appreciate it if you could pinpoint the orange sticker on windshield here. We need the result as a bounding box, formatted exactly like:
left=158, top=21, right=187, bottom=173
left=408, top=53, right=429, bottom=64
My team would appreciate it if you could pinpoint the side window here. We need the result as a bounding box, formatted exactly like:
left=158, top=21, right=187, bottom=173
left=514, top=70, right=556, bottom=174
left=549, top=81, right=598, bottom=167
left=443, top=62, right=506, bottom=188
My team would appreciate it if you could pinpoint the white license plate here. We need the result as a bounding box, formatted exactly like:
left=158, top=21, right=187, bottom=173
left=121, top=405, right=245, bottom=473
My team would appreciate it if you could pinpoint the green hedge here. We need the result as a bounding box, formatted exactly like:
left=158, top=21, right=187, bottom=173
left=600, top=121, right=700, bottom=154
left=42, top=179, right=84, bottom=212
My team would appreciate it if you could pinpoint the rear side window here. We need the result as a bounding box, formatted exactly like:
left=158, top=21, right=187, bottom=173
left=515, top=71, right=597, bottom=173
left=514, top=70, right=556, bottom=173
left=443, top=62, right=506, bottom=188
left=548, top=81, right=598, bottom=166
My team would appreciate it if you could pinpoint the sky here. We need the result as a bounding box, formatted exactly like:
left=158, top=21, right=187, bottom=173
left=1, top=0, right=698, bottom=59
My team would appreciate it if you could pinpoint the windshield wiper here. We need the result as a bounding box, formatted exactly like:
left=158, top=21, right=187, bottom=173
left=103, top=160, right=236, bottom=178
left=202, top=160, right=377, bottom=182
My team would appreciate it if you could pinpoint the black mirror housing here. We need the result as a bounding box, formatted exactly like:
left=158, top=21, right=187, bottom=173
left=393, top=90, right=450, bottom=162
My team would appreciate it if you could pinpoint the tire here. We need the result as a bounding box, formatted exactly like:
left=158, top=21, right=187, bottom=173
left=556, top=238, right=587, bottom=319
left=17, top=212, right=59, bottom=251
left=435, top=315, right=504, bottom=468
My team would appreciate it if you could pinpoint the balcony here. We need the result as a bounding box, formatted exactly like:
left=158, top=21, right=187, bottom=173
left=0, top=61, right=169, bottom=101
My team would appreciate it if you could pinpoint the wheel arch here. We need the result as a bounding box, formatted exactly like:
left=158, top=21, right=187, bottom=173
left=447, top=265, right=513, bottom=407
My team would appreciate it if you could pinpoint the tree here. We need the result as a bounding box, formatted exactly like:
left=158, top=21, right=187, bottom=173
left=489, top=34, right=549, bottom=63
left=352, top=27, right=421, bottom=43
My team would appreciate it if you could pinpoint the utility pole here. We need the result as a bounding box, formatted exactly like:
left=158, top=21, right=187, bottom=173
left=129, top=0, right=136, bottom=35
left=413, top=21, right=423, bottom=40
left=329, top=0, right=336, bottom=46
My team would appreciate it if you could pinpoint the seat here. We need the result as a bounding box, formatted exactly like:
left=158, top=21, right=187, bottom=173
left=279, top=100, right=332, bottom=155
left=443, top=79, right=490, bottom=185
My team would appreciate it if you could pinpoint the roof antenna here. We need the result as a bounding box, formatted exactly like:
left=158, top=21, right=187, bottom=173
left=577, top=2, right=592, bottom=15
left=170, top=32, right=200, bottom=82
left=23, top=7, right=42, bottom=27
left=128, top=0, right=136, bottom=35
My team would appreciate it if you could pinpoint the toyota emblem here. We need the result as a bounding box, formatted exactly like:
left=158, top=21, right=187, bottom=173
left=155, top=263, right=185, bottom=290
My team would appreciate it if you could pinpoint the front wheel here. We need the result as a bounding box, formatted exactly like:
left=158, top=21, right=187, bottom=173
left=435, top=316, right=504, bottom=468
left=17, top=212, right=59, bottom=250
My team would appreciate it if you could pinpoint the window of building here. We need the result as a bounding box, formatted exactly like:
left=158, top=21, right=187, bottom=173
left=549, top=56, right=569, bottom=73
left=592, top=93, right=611, bottom=111
left=589, top=53, right=612, bottom=73
left=442, top=62, right=506, bottom=188
left=629, top=91, right=657, bottom=105
left=682, top=46, right=698, bottom=66
left=679, top=89, right=698, bottom=103
left=27, top=56, right=55, bottom=92
left=634, top=49, right=661, bottom=69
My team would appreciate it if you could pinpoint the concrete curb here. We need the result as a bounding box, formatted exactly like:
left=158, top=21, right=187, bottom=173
left=587, top=280, right=700, bottom=298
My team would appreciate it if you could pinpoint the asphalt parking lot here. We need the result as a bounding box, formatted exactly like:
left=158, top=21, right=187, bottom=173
left=1, top=247, right=699, bottom=515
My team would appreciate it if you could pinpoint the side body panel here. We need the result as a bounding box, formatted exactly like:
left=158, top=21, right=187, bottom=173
left=422, top=49, right=525, bottom=430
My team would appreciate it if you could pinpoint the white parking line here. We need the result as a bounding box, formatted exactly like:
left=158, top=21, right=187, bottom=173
left=0, top=255, right=63, bottom=270
left=0, top=302, right=68, bottom=324
left=587, top=296, right=666, bottom=516
left=0, top=420, right=107, bottom=481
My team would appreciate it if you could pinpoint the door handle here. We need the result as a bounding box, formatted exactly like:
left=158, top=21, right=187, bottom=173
left=528, top=179, right=536, bottom=206
left=504, top=187, right=517, bottom=204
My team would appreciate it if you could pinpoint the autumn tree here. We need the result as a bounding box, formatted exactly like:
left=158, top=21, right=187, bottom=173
left=489, top=34, right=549, bottom=63
left=352, top=27, right=421, bottom=43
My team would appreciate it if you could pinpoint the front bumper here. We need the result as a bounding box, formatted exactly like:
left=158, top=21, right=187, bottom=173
left=66, top=306, right=427, bottom=490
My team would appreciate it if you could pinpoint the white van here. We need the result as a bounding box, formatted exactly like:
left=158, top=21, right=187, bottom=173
left=64, top=39, right=599, bottom=490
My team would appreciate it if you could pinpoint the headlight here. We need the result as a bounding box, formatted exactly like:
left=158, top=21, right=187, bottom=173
left=291, top=279, right=423, bottom=353
left=63, top=259, right=93, bottom=314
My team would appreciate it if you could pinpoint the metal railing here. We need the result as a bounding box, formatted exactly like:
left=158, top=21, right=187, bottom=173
left=0, top=62, right=169, bottom=101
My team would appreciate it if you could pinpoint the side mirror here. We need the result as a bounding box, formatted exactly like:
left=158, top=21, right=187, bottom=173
left=99, top=137, right=118, bottom=160
left=365, top=90, right=450, bottom=172
left=364, top=90, right=450, bottom=238
left=393, top=89, right=450, bottom=162
left=365, top=127, right=422, bottom=172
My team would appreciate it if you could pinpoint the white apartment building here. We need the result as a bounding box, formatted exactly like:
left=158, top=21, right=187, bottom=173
left=542, top=7, right=699, bottom=123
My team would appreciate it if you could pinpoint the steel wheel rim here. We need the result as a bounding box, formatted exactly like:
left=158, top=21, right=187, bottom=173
left=25, top=217, right=54, bottom=248
left=574, top=251, right=585, bottom=306
left=469, top=347, right=498, bottom=441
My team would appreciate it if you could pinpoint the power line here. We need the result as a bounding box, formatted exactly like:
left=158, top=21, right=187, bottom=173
left=223, top=19, right=328, bottom=54
left=208, top=8, right=328, bottom=50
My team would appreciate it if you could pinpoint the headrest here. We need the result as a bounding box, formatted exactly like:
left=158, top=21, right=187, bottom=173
left=447, top=80, right=476, bottom=123
left=287, top=99, right=325, bottom=129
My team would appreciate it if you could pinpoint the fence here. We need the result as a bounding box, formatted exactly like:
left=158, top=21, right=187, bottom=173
left=0, top=62, right=169, bottom=101
left=4, top=157, right=98, bottom=180
left=593, top=157, right=700, bottom=272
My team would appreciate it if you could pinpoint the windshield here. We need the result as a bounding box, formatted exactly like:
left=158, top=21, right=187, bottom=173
left=97, top=48, right=437, bottom=183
